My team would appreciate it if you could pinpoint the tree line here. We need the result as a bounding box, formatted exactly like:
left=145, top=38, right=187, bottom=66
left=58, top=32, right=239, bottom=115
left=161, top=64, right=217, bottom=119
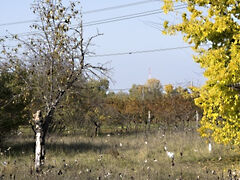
left=0, top=71, right=200, bottom=140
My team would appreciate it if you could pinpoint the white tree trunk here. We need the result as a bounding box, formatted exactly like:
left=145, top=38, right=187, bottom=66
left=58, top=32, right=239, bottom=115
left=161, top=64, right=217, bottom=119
left=35, top=128, right=42, bottom=171
left=33, top=110, right=43, bottom=172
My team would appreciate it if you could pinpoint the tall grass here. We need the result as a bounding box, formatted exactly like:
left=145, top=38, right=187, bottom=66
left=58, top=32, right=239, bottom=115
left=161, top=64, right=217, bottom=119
left=1, top=127, right=240, bottom=179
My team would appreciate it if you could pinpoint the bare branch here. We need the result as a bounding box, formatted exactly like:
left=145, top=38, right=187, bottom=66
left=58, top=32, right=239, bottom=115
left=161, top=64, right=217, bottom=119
left=226, top=83, right=240, bottom=92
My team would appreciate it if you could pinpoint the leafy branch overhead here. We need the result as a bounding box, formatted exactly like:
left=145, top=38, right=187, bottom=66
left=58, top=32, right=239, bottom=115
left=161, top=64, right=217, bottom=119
left=163, top=0, right=240, bottom=145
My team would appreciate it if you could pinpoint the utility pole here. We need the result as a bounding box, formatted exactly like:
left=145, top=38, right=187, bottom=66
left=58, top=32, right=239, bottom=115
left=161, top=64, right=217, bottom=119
left=147, top=67, right=152, bottom=130
left=142, top=88, right=145, bottom=100
left=196, top=110, right=199, bottom=128
left=148, top=110, right=151, bottom=130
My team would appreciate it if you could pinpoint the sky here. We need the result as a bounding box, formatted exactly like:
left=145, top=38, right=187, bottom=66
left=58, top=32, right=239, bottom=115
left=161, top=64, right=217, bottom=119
left=0, top=0, right=205, bottom=91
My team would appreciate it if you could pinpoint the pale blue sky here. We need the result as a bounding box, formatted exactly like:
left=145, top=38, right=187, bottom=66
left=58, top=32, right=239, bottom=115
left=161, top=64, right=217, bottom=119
left=0, top=0, right=205, bottom=90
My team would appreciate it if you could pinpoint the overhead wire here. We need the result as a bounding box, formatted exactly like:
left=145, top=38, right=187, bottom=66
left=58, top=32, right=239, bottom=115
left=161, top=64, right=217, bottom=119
left=0, top=0, right=164, bottom=27
left=87, top=45, right=195, bottom=58
left=0, top=4, right=186, bottom=39
left=83, top=0, right=163, bottom=14
left=0, top=3, right=191, bottom=61
left=2, top=45, right=204, bottom=57
left=84, top=5, right=186, bottom=27
left=0, top=20, right=39, bottom=27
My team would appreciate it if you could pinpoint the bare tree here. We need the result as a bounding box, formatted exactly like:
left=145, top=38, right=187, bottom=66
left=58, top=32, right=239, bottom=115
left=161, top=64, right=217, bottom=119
left=0, top=0, right=107, bottom=172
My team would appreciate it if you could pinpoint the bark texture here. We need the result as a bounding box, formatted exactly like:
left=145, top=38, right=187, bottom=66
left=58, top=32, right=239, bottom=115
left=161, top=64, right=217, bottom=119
left=33, top=110, right=43, bottom=172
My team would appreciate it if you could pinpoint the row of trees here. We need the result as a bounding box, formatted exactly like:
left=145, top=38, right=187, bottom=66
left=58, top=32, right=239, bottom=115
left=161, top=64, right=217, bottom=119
left=105, top=79, right=199, bottom=134
left=31, top=77, right=200, bottom=136
left=0, top=72, right=199, bottom=139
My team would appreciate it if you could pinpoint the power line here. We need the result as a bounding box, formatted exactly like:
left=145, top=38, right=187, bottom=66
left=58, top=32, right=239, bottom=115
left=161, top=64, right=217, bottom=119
left=84, top=6, right=186, bottom=27
left=87, top=45, right=194, bottom=58
left=0, top=20, right=39, bottom=27
left=0, top=5, right=186, bottom=39
left=2, top=44, right=198, bottom=55
left=0, top=0, right=163, bottom=27
left=84, top=0, right=162, bottom=14
left=84, top=8, right=164, bottom=26
left=2, top=44, right=209, bottom=59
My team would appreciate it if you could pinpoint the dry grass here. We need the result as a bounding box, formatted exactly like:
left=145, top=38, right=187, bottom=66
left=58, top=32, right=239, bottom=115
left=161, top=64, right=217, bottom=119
left=1, top=127, right=240, bottom=179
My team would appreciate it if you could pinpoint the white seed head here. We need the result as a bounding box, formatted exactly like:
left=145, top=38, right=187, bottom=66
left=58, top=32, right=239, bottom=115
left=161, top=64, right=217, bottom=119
left=167, top=151, right=174, bottom=158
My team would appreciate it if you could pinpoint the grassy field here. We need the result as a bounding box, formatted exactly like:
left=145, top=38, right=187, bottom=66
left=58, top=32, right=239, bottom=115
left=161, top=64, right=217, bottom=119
left=1, top=127, right=240, bottom=179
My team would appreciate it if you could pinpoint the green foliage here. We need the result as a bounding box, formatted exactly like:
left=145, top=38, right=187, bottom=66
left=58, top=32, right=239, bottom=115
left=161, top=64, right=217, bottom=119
left=163, top=0, right=240, bottom=145
left=0, top=70, right=30, bottom=143
left=51, top=79, right=110, bottom=134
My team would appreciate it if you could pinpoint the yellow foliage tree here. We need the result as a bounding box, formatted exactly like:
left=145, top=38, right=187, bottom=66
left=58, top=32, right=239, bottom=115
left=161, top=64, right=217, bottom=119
left=163, top=0, right=240, bottom=145
left=164, top=84, right=174, bottom=95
